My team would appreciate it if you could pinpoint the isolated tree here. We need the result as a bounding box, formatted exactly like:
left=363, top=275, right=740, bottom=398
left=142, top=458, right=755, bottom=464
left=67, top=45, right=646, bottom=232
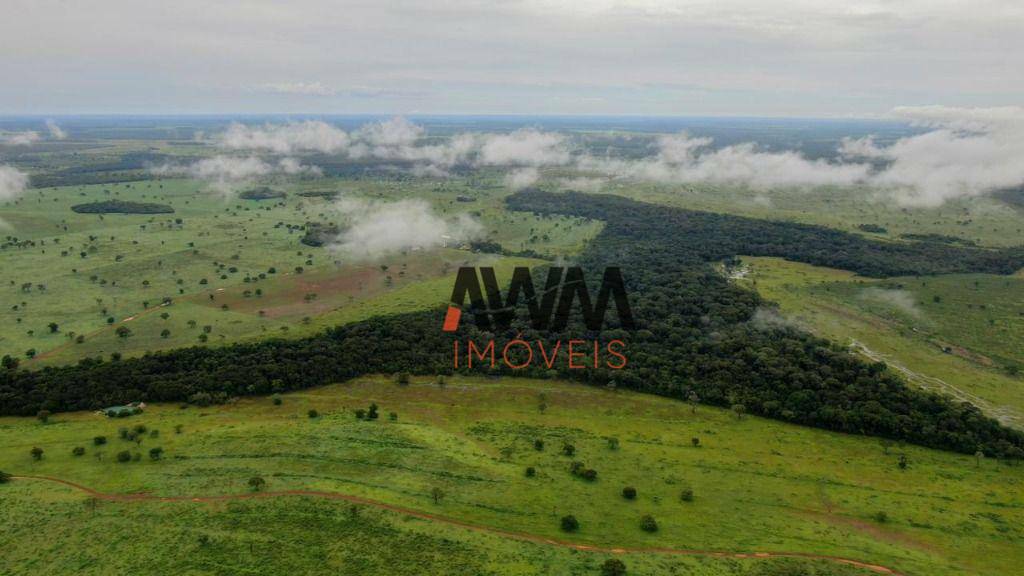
left=898, top=454, right=909, bottom=470
left=622, top=486, right=637, bottom=500
left=160, top=329, right=171, bottom=339
left=731, top=404, right=746, bottom=420
left=48, top=322, right=59, bottom=333
left=308, top=409, right=319, bottom=418
left=430, top=487, right=445, bottom=505
left=72, top=446, right=86, bottom=457
left=534, top=439, right=544, bottom=451
left=149, top=447, right=164, bottom=460
left=562, top=443, right=575, bottom=457
left=248, top=476, right=266, bottom=492
left=680, top=488, right=694, bottom=502
left=691, top=437, right=700, bottom=448
left=607, top=437, right=619, bottom=450
left=525, top=466, right=536, bottom=477
left=639, top=515, right=658, bottom=532
left=601, top=558, right=627, bottom=576
left=115, top=325, right=132, bottom=339
left=367, top=403, right=379, bottom=420
left=30, top=447, right=44, bottom=460
left=560, top=515, right=579, bottom=532
left=93, top=436, right=107, bottom=446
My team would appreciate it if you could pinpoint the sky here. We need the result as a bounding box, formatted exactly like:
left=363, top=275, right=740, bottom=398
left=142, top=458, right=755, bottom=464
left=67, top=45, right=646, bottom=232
left=1, top=0, right=1022, bottom=116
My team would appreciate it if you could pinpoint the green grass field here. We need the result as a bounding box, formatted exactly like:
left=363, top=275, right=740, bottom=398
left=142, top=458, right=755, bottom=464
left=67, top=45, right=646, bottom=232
left=2, top=375, right=1021, bottom=576
left=0, top=177, right=595, bottom=365
left=735, top=257, right=1024, bottom=427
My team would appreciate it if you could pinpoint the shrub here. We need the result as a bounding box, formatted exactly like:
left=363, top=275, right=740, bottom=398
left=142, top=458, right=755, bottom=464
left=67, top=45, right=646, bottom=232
left=873, top=511, right=889, bottom=523
left=601, top=558, right=627, bottom=576
left=534, top=439, right=544, bottom=451
left=354, top=409, right=366, bottom=419
left=525, top=466, right=536, bottom=477
left=30, top=447, right=43, bottom=460
left=72, top=446, right=86, bottom=457
left=680, top=488, right=694, bottom=502
left=308, top=409, right=319, bottom=418
left=560, top=515, right=579, bottom=532
left=248, top=476, right=266, bottom=491
left=116, top=450, right=131, bottom=463
left=0, top=471, right=11, bottom=484
left=149, top=447, right=164, bottom=460
left=622, top=486, right=637, bottom=500
left=562, top=443, right=575, bottom=457
left=93, top=436, right=107, bottom=446
left=639, top=515, right=658, bottom=532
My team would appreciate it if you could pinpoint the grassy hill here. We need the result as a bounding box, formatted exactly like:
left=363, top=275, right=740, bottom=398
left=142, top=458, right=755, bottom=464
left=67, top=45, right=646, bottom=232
left=2, top=376, right=1021, bottom=576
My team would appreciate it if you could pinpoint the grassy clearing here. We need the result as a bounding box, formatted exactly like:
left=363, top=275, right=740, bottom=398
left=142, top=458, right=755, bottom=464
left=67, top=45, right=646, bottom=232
left=736, top=256, right=1024, bottom=426
left=0, top=177, right=591, bottom=364
left=1, top=376, right=1021, bottom=576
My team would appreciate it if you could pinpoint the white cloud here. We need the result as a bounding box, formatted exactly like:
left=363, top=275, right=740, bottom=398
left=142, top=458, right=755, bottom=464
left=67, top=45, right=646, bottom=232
left=45, top=119, right=67, bottom=139
left=504, top=167, right=540, bottom=190
left=579, top=132, right=869, bottom=189
left=329, top=198, right=482, bottom=260
left=842, top=105, right=1024, bottom=206
left=476, top=129, right=570, bottom=166
left=152, top=155, right=318, bottom=196
left=2, top=131, right=41, bottom=146
left=859, top=287, right=923, bottom=318
left=220, top=121, right=350, bottom=154
left=0, top=165, right=29, bottom=201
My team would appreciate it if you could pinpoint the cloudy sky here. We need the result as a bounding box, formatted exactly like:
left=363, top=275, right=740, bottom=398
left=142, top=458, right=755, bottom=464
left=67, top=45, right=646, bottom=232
left=1, top=0, right=1021, bottom=116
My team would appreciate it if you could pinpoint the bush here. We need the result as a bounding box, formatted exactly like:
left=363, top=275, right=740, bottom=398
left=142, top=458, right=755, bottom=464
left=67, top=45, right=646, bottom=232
left=308, top=409, right=319, bottom=418
left=30, top=447, right=43, bottom=460
left=72, top=446, right=86, bottom=457
left=601, top=558, right=627, bottom=576
left=93, top=436, right=107, bottom=446
left=562, top=443, right=575, bottom=457
left=534, top=439, right=544, bottom=451
left=560, top=515, right=579, bottom=532
left=149, top=447, right=164, bottom=460
left=873, top=511, right=889, bottom=523
left=248, top=476, right=266, bottom=491
left=0, top=471, right=11, bottom=484
left=622, top=486, right=637, bottom=500
left=525, top=466, right=536, bottom=477
left=639, top=514, right=658, bottom=532
left=116, top=451, right=131, bottom=463
left=680, top=488, right=694, bottom=502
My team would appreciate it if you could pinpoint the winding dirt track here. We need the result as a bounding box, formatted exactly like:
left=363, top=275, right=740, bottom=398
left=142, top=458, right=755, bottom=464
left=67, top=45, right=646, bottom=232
left=13, top=475, right=904, bottom=575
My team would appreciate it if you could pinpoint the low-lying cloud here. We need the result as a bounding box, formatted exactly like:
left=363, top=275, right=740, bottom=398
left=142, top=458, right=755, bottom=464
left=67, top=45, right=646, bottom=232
left=152, top=155, right=319, bottom=196
left=329, top=197, right=482, bottom=260
left=841, top=105, right=1024, bottom=206
left=1, top=131, right=42, bottom=146
left=859, top=287, right=923, bottom=319
left=212, top=108, right=1024, bottom=205
left=0, top=165, right=29, bottom=201
left=45, top=120, right=67, bottom=140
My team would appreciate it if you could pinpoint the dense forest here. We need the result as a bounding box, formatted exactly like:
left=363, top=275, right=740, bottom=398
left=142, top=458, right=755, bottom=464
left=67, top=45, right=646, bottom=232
left=70, top=199, right=175, bottom=214
left=2, top=190, right=1023, bottom=459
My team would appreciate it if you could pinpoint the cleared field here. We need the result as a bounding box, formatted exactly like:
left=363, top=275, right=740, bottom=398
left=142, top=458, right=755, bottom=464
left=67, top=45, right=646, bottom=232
left=1, top=376, right=1021, bottom=576
left=735, top=256, right=1024, bottom=426
left=0, top=177, right=593, bottom=365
